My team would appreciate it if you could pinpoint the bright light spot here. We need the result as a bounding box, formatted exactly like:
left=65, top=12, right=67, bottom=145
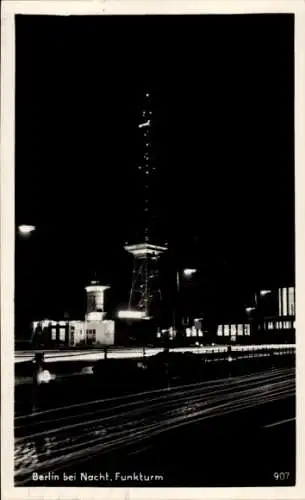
left=260, top=290, right=271, bottom=297
left=85, top=285, right=109, bottom=293
left=118, top=310, right=147, bottom=319
left=18, top=225, right=35, bottom=235
left=228, top=356, right=233, bottom=363
left=86, top=312, right=104, bottom=321
left=183, top=268, right=197, bottom=277
left=37, top=370, right=55, bottom=384
left=246, top=307, right=255, bottom=313
left=139, top=120, right=151, bottom=129
left=81, top=366, right=94, bottom=375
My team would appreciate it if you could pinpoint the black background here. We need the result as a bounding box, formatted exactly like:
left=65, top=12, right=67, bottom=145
left=15, top=14, right=294, bottom=336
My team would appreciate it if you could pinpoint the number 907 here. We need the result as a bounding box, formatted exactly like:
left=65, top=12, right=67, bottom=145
left=274, top=472, right=290, bottom=481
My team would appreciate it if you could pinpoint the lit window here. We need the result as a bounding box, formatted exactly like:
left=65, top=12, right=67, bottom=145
left=224, top=325, right=230, bottom=337
left=59, top=328, right=66, bottom=341
left=51, top=329, right=57, bottom=340
left=191, top=326, right=197, bottom=337
left=282, top=288, right=288, bottom=316
left=244, top=324, right=250, bottom=336
left=278, top=288, right=282, bottom=316
left=186, top=328, right=191, bottom=337
left=217, top=325, right=223, bottom=336
left=288, top=287, right=295, bottom=316
left=268, top=322, right=274, bottom=330
left=231, top=324, right=237, bottom=337
left=237, top=324, right=243, bottom=336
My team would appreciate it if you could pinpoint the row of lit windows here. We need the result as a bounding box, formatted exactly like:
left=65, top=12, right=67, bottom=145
left=217, top=324, right=251, bottom=337
left=186, top=327, right=203, bottom=337
left=51, top=327, right=66, bottom=341
left=51, top=327, right=97, bottom=341
left=263, top=320, right=295, bottom=330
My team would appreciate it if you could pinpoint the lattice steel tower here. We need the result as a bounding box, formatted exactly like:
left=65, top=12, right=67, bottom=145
left=123, top=91, right=167, bottom=320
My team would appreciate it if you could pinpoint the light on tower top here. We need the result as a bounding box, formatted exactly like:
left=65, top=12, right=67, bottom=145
left=139, top=119, right=151, bottom=129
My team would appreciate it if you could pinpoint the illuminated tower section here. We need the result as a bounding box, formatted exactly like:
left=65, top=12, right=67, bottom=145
left=119, top=91, right=167, bottom=321
left=85, top=280, right=109, bottom=322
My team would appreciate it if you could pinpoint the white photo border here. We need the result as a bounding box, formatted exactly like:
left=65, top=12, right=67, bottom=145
left=1, top=1, right=304, bottom=499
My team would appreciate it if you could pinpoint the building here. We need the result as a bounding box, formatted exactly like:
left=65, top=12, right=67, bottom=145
left=31, top=281, right=115, bottom=348
left=160, top=286, right=296, bottom=346
left=216, top=286, right=296, bottom=344
left=257, top=286, right=295, bottom=342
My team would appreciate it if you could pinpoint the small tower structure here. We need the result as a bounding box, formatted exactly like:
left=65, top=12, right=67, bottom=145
left=85, top=280, right=109, bottom=322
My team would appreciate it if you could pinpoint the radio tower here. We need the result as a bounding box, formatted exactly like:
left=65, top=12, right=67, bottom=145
left=120, top=91, right=167, bottom=320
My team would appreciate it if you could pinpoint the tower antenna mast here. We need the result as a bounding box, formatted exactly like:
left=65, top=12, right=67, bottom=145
left=119, top=91, right=167, bottom=321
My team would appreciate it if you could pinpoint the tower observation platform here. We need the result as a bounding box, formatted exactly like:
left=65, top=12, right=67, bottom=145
left=124, top=243, right=167, bottom=258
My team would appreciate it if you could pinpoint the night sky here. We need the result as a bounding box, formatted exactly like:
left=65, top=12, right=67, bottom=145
left=15, top=14, right=295, bottom=336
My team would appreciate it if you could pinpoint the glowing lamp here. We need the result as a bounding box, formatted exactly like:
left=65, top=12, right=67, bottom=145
left=117, top=310, right=147, bottom=320
left=18, top=225, right=36, bottom=235
left=37, top=370, right=55, bottom=385
left=138, top=120, right=151, bottom=129
left=246, top=307, right=255, bottom=313
left=183, top=268, right=197, bottom=277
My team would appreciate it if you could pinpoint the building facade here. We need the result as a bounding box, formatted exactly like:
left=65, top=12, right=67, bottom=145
left=165, top=286, right=296, bottom=345
left=217, top=286, right=296, bottom=344
left=31, top=281, right=115, bottom=348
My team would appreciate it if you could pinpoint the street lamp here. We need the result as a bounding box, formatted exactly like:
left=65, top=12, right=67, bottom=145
left=254, top=289, right=271, bottom=305
left=16, top=225, right=37, bottom=348
left=18, top=225, right=36, bottom=238
left=183, top=268, right=197, bottom=277
left=246, top=289, right=272, bottom=339
left=174, top=268, right=198, bottom=338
